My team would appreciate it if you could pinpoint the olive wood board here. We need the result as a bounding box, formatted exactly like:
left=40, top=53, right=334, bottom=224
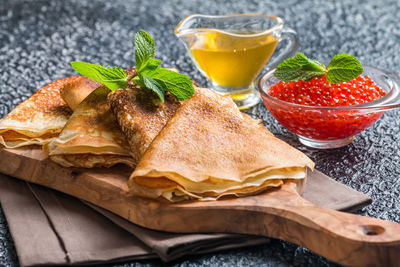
left=0, top=147, right=399, bottom=267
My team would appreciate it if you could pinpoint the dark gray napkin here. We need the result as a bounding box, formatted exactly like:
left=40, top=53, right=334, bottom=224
left=0, top=170, right=371, bottom=266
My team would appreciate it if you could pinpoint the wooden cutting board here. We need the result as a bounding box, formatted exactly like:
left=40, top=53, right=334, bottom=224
left=0, top=147, right=399, bottom=267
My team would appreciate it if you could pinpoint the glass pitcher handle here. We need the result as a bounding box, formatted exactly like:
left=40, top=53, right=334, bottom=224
left=265, top=26, right=300, bottom=71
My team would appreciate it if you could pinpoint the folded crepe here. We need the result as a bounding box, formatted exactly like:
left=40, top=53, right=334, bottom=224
left=44, top=86, right=135, bottom=168
left=128, top=88, right=315, bottom=202
left=60, top=76, right=101, bottom=111
left=107, top=87, right=181, bottom=166
left=59, top=69, right=136, bottom=112
left=0, top=77, right=76, bottom=148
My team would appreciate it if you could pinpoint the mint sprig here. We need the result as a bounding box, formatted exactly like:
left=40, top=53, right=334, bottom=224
left=70, top=62, right=128, bottom=91
left=70, top=30, right=194, bottom=102
left=274, top=53, right=363, bottom=84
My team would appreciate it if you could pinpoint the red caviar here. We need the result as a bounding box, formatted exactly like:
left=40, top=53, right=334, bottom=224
left=262, top=75, right=386, bottom=141
left=269, top=75, right=386, bottom=106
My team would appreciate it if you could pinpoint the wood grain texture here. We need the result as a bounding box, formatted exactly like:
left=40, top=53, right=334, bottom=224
left=0, top=147, right=399, bottom=267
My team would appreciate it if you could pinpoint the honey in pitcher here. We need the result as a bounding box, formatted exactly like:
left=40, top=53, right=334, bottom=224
left=190, top=31, right=279, bottom=89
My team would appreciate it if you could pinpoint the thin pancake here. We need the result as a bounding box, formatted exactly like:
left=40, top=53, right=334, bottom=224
left=59, top=69, right=136, bottom=111
left=0, top=77, right=76, bottom=148
left=60, top=76, right=101, bottom=111
left=107, top=87, right=181, bottom=165
left=44, top=86, right=135, bottom=168
left=129, top=88, right=315, bottom=202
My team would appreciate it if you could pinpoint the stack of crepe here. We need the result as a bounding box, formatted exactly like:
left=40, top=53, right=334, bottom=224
left=0, top=76, right=135, bottom=168
left=0, top=73, right=314, bottom=202
left=108, top=87, right=314, bottom=202
left=44, top=84, right=135, bottom=168
left=0, top=77, right=77, bottom=148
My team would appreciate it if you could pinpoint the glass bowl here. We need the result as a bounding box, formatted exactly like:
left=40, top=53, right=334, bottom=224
left=258, top=65, right=400, bottom=149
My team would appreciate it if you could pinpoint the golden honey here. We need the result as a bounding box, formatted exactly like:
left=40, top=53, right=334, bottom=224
left=190, top=31, right=278, bottom=89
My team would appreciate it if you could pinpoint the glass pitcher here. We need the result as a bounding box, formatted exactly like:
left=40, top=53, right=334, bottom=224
left=175, top=14, right=299, bottom=109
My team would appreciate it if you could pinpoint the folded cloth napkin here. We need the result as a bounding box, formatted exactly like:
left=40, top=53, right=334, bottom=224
left=0, top=170, right=371, bottom=267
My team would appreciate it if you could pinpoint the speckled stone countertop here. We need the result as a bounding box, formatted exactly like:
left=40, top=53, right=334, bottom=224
left=1, top=0, right=399, bottom=266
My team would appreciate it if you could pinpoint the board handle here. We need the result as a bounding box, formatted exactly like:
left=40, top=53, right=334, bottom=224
left=166, top=182, right=400, bottom=266
left=240, top=183, right=400, bottom=267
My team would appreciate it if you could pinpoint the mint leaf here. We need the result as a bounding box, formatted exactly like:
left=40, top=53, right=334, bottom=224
left=70, top=61, right=128, bottom=91
left=146, top=68, right=194, bottom=101
left=274, top=53, right=364, bottom=84
left=326, top=54, right=363, bottom=83
left=274, top=53, right=327, bottom=82
left=135, top=30, right=155, bottom=72
left=145, top=58, right=161, bottom=71
left=139, top=73, right=166, bottom=102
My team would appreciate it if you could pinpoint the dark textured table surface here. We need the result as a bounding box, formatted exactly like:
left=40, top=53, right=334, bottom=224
left=1, top=0, right=399, bottom=266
